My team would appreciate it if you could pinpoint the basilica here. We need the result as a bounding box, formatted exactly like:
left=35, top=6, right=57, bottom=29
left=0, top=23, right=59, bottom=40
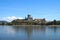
left=25, top=14, right=46, bottom=23
left=12, top=14, right=46, bottom=25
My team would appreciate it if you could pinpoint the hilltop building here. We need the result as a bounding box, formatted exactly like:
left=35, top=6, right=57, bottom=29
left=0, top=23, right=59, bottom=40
left=34, top=18, right=46, bottom=24
left=25, top=14, right=33, bottom=21
left=11, top=14, right=46, bottom=25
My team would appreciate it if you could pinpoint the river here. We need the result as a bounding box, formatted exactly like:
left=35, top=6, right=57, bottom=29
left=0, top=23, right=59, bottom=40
left=0, top=25, right=60, bottom=40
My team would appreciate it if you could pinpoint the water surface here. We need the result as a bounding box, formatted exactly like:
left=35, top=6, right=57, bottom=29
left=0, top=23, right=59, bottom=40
left=0, top=25, right=60, bottom=40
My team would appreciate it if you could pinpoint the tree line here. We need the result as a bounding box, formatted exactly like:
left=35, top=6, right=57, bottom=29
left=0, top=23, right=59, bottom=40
left=0, top=19, right=60, bottom=25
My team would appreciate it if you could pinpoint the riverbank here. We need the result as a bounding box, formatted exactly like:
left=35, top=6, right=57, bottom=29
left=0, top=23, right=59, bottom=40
left=0, top=25, right=60, bottom=27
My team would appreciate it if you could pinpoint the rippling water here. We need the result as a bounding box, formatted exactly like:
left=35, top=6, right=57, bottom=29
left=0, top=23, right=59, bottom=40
left=0, top=25, right=60, bottom=40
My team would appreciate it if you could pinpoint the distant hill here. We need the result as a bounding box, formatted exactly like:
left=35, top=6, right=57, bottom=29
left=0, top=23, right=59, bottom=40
left=0, top=21, right=8, bottom=25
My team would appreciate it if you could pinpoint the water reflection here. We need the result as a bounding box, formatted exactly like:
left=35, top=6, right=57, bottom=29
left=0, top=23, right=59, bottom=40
left=0, top=25, right=60, bottom=40
left=12, top=25, right=47, bottom=40
left=48, top=25, right=60, bottom=33
left=0, top=26, right=15, bottom=35
left=24, top=26, right=33, bottom=40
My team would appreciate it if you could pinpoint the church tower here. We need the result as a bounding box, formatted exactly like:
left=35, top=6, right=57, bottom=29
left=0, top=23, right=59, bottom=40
left=25, top=14, right=33, bottom=21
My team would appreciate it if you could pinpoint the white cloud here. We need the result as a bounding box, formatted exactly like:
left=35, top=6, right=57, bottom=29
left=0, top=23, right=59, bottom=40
left=0, top=16, right=23, bottom=22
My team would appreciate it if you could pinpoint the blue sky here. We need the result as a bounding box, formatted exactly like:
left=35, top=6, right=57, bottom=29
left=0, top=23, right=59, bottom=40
left=0, top=0, right=60, bottom=21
